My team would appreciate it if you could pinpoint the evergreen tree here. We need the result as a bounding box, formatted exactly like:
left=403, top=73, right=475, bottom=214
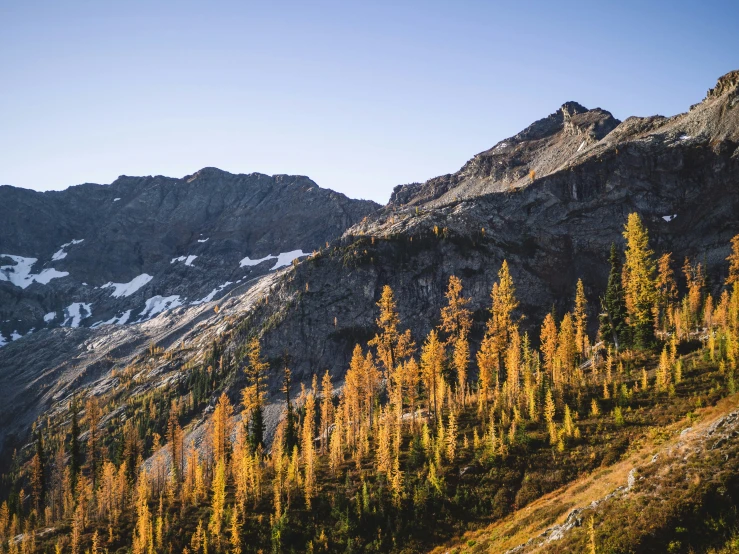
left=600, top=243, right=630, bottom=350
left=69, top=396, right=81, bottom=491
left=30, top=431, right=45, bottom=512
left=167, top=408, right=183, bottom=487
left=282, top=366, right=298, bottom=454
left=243, top=337, right=269, bottom=451
left=86, top=396, right=102, bottom=488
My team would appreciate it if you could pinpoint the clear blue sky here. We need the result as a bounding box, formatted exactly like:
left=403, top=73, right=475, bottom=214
left=1, top=1, right=737, bottom=203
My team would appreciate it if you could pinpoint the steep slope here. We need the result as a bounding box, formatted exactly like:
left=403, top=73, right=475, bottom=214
left=1, top=71, right=738, bottom=554
left=1, top=70, right=737, bottom=477
left=432, top=391, right=739, bottom=554
left=0, top=268, right=283, bottom=463
left=0, top=168, right=379, bottom=343
left=240, top=71, right=739, bottom=385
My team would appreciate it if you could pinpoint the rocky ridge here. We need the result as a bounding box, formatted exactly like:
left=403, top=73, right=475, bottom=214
left=0, top=169, right=378, bottom=343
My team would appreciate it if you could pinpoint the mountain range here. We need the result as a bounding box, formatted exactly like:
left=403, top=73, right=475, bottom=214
left=1, top=70, right=738, bottom=461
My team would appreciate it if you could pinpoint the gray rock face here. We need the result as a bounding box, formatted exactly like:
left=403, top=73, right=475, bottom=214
left=0, top=168, right=379, bottom=342
left=388, top=101, right=620, bottom=207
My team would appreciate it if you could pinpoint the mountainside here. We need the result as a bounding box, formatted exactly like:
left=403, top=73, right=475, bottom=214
left=2, top=72, right=739, bottom=454
left=248, top=70, right=739, bottom=383
left=1, top=70, right=739, bottom=554
left=0, top=168, right=379, bottom=343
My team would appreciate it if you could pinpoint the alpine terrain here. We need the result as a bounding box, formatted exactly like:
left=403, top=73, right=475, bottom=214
left=1, top=70, right=739, bottom=554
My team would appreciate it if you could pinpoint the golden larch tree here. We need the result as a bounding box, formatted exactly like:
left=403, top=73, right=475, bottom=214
left=211, top=392, right=233, bottom=465
left=727, top=234, right=739, bottom=286
left=301, top=389, right=317, bottom=509
left=319, top=370, right=334, bottom=455
left=622, top=213, right=657, bottom=347
left=369, top=285, right=415, bottom=377
left=85, top=396, right=102, bottom=488
left=420, top=329, right=445, bottom=425
left=655, top=253, right=678, bottom=333
left=573, top=279, right=588, bottom=358
left=557, top=313, right=577, bottom=384
left=540, top=313, right=559, bottom=386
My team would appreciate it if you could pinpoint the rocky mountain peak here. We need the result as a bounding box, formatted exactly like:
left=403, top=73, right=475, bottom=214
left=560, top=100, right=589, bottom=117
left=706, top=69, right=739, bottom=99
left=385, top=100, right=622, bottom=209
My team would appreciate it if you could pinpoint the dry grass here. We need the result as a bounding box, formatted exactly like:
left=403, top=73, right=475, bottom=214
left=431, top=392, right=739, bottom=554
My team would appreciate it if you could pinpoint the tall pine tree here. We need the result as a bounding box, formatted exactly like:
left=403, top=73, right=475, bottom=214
left=69, top=395, right=81, bottom=492
left=600, top=243, right=630, bottom=350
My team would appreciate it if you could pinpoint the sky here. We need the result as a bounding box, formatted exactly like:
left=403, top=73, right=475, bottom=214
left=1, top=1, right=738, bottom=204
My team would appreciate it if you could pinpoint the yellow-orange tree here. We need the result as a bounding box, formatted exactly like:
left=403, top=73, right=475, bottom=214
left=622, top=213, right=656, bottom=348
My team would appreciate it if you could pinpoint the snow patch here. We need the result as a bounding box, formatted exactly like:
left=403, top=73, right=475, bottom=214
left=271, top=250, right=309, bottom=269
left=662, top=214, right=677, bottom=222
left=138, top=295, right=182, bottom=321
left=171, top=255, right=198, bottom=266
left=239, top=249, right=309, bottom=270
left=680, top=134, right=692, bottom=141
left=495, top=142, right=508, bottom=150
left=239, top=254, right=274, bottom=267
left=191, top=282, right=233, bottom=305
left=92, top=309, right=133, bottom=327
left=197, top=238, right=209, bottom=243
left=0, top=254, right=69, bottom=289
left=117, top=310, right=132, bottom=325
left=113, top=197, right=121, bottom=202
left=101, top=274, right=153, bottom=297
left=11, top=330, right=22, bottom=341
left=44, top=312, right=56, bottom=323
left=51, top=239, right=83, bottom=261
left=0, top=333, right=6, bottom=348
left=61, top=302, right=92, bottom=328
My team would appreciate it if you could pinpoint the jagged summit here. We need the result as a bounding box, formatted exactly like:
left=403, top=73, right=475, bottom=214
left=389, top=70, right=739, bottom=209
left=706, top=69, right=739, bottom=99
left=512, top=101, right=615, bottom=142
left=389, top=101, right=620, bottom=207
